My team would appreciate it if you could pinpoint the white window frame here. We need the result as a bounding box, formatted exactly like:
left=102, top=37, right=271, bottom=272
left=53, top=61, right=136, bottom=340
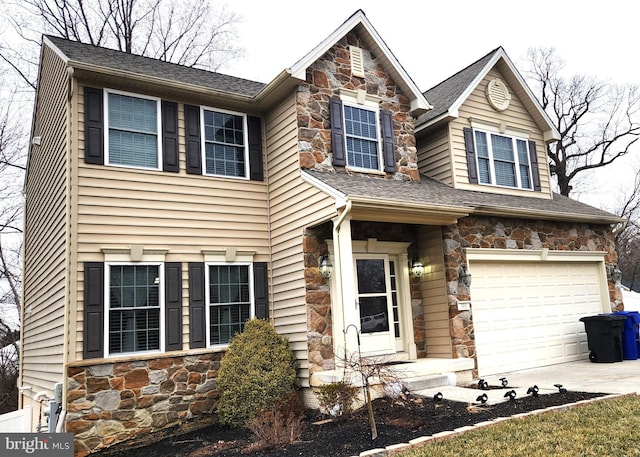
left=342, top=100, right=384, bottom=173
left=200, top=106, right=250, bottom=179
left=205, top=261, right=255, bottom=348
left=104, top=89, right=162, bottom=171
left=473, top=128, right=533, bottom=190
left=104, top=262, right=165, bottom=357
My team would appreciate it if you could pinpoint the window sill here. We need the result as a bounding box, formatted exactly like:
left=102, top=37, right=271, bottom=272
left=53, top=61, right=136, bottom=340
left=345, top=167, right=386, bottom=176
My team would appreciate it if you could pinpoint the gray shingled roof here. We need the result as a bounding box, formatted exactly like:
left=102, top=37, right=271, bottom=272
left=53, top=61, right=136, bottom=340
left=303, top=170, right=620, bottom=223
left=46, top=35, right=266, bottom=97
left=415, top=48, right=501, bottom=127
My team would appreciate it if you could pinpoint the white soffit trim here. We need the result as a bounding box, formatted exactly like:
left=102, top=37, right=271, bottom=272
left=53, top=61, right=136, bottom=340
left=449, top=48, right=560, bottom=141
left=288, top=10, right=431, bottom=113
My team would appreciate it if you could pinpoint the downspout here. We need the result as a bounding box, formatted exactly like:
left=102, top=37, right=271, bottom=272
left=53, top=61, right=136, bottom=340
left=332, top=200, right=352, bottom=353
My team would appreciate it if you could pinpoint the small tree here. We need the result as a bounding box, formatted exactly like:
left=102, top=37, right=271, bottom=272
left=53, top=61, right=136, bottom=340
left=216, top=319, right=298, bottom=428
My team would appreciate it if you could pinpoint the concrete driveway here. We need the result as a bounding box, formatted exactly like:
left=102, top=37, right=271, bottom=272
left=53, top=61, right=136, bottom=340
left=415, top=359, right=640, bottom=405
left=495, top=359, right=640, bottom=395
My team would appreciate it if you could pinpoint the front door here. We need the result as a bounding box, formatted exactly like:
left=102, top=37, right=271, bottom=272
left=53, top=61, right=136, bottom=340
left=354, top=255, right=399, bottom=355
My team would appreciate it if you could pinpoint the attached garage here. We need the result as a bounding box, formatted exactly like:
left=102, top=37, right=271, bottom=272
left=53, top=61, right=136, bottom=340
left=468, top=249, right=609, bottom=376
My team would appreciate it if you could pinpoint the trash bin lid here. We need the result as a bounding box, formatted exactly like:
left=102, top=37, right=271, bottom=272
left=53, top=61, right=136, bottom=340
left=615, top=311, right=640, bottom=323
left=580, top=314, right=627, bottom=322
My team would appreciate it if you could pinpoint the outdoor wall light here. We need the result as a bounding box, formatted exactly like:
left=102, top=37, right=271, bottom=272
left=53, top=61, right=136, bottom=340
left=609, top=264, right=622, bottom=287
left=411, top=258, right=425, bottom=278
left=319, top=255, right=333, bottom=279
left=459, top=264, right=472, bottom=287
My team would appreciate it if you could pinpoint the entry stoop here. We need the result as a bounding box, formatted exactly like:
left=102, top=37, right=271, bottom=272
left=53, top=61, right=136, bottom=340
left=306, top=357, right=475, bottom=409
left=309, top=357, right=475, bottom=389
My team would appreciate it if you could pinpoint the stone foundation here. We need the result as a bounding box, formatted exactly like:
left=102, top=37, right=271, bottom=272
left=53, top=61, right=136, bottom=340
left=66, top=352, right=223, bottom=456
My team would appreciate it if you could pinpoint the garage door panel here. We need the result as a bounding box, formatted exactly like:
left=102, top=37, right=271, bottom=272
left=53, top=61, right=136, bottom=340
left=471, top=260, right=605, bottom=376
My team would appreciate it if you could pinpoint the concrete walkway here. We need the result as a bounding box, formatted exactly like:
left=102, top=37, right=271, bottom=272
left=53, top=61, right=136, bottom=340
left=415, top=359, right=640, bottom=405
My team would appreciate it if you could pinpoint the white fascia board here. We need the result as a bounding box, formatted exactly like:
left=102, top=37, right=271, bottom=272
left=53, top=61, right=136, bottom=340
left=300, top=171, right=347, bottom=207
left=43, top=36, right=70, bottom=63
left=288, top=10, right=431, bottom=113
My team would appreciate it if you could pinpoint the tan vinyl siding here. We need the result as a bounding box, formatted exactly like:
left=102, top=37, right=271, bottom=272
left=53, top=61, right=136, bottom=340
left=452, top=68, right=553, bottom=198
left=265, top=94, right=335, bottom=386
left=417, top=124, right=453, bottom=185
left=72, top=85, right=270, bottom=360
left=418, top=226, right=452, bottom=358
left=21, top=45, right=69, bottom=411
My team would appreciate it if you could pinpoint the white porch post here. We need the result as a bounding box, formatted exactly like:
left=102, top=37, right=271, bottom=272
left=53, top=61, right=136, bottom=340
left=399, top=252, right=418, bottom=359
left=330, top=211, right=359, bottom=360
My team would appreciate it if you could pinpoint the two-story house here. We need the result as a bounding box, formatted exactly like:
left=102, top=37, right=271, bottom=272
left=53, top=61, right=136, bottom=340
left=21, top=10, right=622, bottom=455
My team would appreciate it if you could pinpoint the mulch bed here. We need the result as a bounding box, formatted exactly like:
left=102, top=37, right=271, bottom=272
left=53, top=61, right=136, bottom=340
left=99, top=391, right=605, bottom=457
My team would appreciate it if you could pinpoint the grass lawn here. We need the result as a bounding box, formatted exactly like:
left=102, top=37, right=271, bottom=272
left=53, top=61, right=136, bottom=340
left=400, top=395, right=640, bottom=457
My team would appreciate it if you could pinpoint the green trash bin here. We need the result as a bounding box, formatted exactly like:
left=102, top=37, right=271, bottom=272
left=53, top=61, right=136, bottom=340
left=579, top=314, right=626, bottom=363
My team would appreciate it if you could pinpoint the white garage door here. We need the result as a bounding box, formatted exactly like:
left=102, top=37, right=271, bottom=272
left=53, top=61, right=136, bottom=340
left=471, top=261, right=606, bottom=376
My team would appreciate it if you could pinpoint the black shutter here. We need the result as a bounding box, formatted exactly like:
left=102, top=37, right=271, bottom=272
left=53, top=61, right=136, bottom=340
left=380, top=109, right=396, bottom=173
left=165, top=262, right=183, bottom=351
left=188, top=262, right=206, bottom=348
left=184, top=105, right=202, bottom=175
left=84, top=87, right=104, bottom=165
left=162, top=101, right=179, bottom=172
left=463, top=127, right=479, bottom=184
left=329, top=97, right=346, bottom=167
left=83, top=262, right=104, bottom=359
left=247, top=116, right=264, bottom=181
left=528, top=140, right=542, bottom=191
left=253, top=262, right=269, bottom=320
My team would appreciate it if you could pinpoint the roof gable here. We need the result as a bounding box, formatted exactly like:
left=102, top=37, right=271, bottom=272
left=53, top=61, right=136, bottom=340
left=416, top=47, right=560, bottom=142
left=289, top=10, right=432, bottom=115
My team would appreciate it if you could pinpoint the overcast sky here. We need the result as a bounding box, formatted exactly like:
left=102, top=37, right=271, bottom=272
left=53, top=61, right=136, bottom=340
left=225, top=0, right=640, bottom=211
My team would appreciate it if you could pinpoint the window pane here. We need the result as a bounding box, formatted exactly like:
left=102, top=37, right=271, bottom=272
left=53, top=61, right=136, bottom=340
left=491, top=134, right=514, bottom=161
left=517, top=140, right=532, bottom=189
left=359, top=297, right=389, bottom=333
left=344, top=105, right=379, bottom=170
left=108, top=93, right=158, bottom=168
left=203, top=110, right=246, bottom=178
left=208, top=265, right=252, bottom=345
left=108, top=264, right=161, bottom=354
left=108, top=94, right=157, bottom=133
left=475, top=132, right=489, bottom=158
left=495, top=161, right=516, bottom=187
left=356, top=259, right=386, bottom=294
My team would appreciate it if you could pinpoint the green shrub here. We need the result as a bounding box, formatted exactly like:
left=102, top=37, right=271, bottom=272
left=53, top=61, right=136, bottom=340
left=216, top=319, right=299, bottom=427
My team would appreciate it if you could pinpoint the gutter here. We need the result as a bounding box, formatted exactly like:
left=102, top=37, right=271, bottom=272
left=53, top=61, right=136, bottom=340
left=469, top=205, right=624, bottom=225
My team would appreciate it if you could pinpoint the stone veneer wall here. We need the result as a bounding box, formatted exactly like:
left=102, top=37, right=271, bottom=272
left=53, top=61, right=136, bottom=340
left=67, top=352, right=222, bottom=456
left=296, top=32, right=418, bottom=182
left=442, top=216, right=621, bottom=361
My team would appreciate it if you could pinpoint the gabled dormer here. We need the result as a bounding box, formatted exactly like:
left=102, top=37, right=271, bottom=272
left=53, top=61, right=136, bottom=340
left=292, top=10, right=432, bottom=183
left=415, top=47, right=560, bottom=199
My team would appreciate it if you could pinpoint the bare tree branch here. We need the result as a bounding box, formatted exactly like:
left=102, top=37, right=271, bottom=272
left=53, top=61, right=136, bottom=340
left=526, top=47, right=640, bottom=197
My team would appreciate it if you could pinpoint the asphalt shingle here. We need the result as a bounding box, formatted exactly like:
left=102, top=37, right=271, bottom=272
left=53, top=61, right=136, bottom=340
left=415, top=48, right=500, bottom=126
left=46, top=35, right=266, bottom=97
left=303, top=170, right=620, bottom=223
